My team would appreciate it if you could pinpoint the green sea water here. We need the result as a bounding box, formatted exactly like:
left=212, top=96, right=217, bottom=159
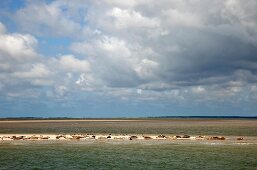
left=0, top=141, right=256, bottom=170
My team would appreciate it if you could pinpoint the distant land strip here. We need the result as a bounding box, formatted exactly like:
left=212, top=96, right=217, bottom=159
left=0, top=116, right=257, bottom=121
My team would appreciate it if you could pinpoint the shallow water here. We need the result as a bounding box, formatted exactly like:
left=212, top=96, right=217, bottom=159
left=0, top=141, right=256, bottom=170
left=0, top=119, right=256, bottom=136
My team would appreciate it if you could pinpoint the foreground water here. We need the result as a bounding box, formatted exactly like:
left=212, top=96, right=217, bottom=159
left=0, top=141, right=256, bottom=170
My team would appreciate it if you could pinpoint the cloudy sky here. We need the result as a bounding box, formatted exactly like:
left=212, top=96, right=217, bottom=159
left=0, top=0, right=257, bottom=117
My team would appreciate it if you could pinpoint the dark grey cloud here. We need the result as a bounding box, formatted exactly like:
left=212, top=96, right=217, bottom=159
left=70, top=0, right=257, bottom=93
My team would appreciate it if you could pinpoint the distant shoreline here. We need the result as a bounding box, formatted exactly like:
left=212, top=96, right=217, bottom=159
left=0, top=116, right=257, bottom=121
left=0, top=119, right=147, bottom=123
left=0, top=117, right=257, bottom=123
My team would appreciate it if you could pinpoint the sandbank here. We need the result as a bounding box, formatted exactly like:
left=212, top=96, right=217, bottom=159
left=1, top=133, right=256, bottom=145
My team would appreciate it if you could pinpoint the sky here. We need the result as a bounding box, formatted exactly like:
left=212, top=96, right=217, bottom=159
left=0, top=0, right=257, bottom=118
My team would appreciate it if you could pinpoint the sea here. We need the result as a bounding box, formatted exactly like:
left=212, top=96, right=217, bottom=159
left=0, top=118, right=256, bottom=169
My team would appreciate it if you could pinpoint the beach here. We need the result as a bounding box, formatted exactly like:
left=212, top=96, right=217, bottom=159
left=1, top=131, right=257, bottom=148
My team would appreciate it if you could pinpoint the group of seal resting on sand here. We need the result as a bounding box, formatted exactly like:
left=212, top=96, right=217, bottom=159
left=0, top=134, right=243, bottom=141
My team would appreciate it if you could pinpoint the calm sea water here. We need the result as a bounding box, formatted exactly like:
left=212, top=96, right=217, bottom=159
left=0, top=119, right=256, bottom=136
left=0, top=141, right=256, bottom=170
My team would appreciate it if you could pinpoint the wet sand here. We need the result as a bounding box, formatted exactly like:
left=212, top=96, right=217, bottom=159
left=0, top=118, right=256, bottom=136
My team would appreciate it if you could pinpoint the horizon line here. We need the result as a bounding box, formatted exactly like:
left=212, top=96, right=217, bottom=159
left=0, top=116, right=257, bottom=120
